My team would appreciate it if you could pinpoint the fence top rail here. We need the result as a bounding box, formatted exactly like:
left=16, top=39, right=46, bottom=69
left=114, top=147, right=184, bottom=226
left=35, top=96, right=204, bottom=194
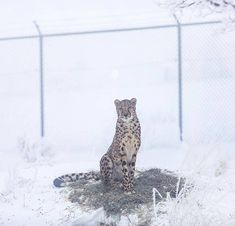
left=0, top=20, right=221, bottom=42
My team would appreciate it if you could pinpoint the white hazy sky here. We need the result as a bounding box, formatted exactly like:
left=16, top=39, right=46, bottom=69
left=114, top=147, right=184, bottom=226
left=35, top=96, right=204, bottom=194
left=0, top=0, right=161, bottom=22
left=0, top=0, right=177, bottom=36
left=0, top=1, right=223, bottom=36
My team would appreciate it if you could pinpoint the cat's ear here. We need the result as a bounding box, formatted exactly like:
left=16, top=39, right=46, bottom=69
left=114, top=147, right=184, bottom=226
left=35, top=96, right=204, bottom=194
left=131, top=98, right=137, bottom=105
left=114, top=99, right=120, bottom=106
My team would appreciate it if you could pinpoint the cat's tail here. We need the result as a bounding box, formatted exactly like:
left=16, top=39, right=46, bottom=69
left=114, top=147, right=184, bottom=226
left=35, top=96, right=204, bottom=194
left=53, top=171, right=101, bottom=187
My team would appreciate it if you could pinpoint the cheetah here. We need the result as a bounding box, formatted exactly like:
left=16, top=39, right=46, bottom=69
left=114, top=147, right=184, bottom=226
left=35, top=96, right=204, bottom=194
left=53, top=98, right=141, bottom=192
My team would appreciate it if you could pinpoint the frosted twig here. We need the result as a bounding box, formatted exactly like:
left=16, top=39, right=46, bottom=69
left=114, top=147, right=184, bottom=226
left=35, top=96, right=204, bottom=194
left=152, top=187, right=163, bottom=219
left=176, top=176, right=181, bottom=198
left=153, top=187, right=163, bottom=199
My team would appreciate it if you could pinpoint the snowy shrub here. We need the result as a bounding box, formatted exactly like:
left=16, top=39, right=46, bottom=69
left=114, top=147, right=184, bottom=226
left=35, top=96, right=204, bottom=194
left=18, top=136, right=53, bottom=162
left=1, top=167, right=18, bottom=199
left=152, top=144, right=235, bottom=226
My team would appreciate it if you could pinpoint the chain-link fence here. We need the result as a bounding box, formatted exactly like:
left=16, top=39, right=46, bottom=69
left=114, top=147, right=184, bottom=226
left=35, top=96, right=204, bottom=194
left=0, top=17, right=234, bottom=151
left=182, top=23, right=235, bottom=144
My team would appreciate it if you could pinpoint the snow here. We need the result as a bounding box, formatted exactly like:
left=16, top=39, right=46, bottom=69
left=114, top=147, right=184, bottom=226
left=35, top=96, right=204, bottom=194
left=153, top=143, right=235, bottom=226
left=0, top=138, right=183, bottom=226
left=0, top=1, right=235, bottom=225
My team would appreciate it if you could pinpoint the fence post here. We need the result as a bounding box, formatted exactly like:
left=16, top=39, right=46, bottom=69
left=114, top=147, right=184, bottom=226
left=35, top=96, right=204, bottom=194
left=33, top=21, right=45, bottom=137
left=173, top=15, right=183, bottom=142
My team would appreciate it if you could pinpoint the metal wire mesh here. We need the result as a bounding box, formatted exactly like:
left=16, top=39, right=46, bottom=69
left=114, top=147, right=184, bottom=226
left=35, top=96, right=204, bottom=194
left=0, top=19, right=234, bottom=150
left=183, top=23, right=235, bottom=144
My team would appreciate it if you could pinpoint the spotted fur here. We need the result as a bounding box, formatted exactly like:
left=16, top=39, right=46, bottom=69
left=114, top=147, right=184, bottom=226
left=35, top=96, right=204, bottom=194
left=53, top=171, right=100, bottom=187
left=100, top=98, right=141, bottom=191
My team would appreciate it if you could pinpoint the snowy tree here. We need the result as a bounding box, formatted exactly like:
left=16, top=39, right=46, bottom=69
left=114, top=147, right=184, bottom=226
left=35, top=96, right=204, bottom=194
left=161, top=0, right=235, bottom=22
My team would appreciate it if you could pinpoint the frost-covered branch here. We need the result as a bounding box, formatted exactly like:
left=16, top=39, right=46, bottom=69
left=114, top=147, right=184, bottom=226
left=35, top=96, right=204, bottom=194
left=160, top=0, right=235, bottom=22
left=160, top=0, right=235, bottom=25
left=163, top=0, right=235, bottom=10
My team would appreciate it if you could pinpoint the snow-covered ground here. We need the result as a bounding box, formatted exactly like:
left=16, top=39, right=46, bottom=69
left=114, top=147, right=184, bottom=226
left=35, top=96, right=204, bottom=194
left=0, top=138, right=183, bottom=226
left=153, top=143, right=235, bottom=226
left=0, top=139, right=234, bottom=225
left=0, top=1, right=235, bottom=225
